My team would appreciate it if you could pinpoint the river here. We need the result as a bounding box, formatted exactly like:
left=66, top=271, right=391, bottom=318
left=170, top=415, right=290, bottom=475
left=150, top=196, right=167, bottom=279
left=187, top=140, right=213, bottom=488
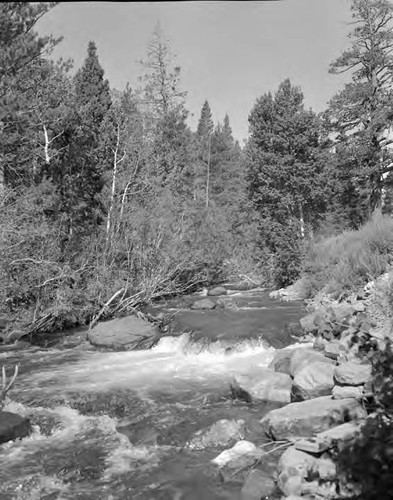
left=0, top=285, right=305, bottom=500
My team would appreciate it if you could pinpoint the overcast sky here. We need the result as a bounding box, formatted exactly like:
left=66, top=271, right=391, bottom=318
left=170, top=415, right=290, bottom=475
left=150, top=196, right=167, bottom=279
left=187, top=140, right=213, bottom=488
left=37, top=1, right=352, bottom=144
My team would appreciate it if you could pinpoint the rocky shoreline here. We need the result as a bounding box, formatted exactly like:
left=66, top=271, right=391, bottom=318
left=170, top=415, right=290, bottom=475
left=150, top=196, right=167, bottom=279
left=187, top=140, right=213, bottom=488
left=213, top=275, right=391, bottom=499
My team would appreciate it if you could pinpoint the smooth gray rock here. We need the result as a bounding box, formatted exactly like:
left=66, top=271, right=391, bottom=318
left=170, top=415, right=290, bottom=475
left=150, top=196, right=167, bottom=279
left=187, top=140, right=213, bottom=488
left=190, top=298, right=216, bottom=310
left=332, top=385, right=363, bottom=399
left=277, top=446, right=337, bottom=497
left=87, top=315, right=160, bottom=350
left=334, top=362, right=372, bottom=386
left=292, top=362, right=335, bottom=401
left=187, top=419, right=245, bottom=450
left=261, top=396, right=366, bottom=440
left=269, top=348, right=294, bottom=375
left=241, top=469, right=276, bottom=500
left=289, top=349, right=334, bottom=378
left=0, top=412, right=31, bottom=444
left=232, top=368, right=292, bottom=403
left=207, top=286, right=227, bottom=296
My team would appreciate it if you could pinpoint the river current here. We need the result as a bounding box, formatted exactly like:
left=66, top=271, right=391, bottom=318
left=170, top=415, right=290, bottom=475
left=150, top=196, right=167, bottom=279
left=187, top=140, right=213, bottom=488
left=0, top=286, right=304, bottom=500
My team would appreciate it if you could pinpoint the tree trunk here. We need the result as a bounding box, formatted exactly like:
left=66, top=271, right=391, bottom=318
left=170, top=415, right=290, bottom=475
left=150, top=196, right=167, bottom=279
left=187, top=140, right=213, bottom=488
left=299, top=203, right=305, bottom=239
left=205, top=137, right=211, bottom=209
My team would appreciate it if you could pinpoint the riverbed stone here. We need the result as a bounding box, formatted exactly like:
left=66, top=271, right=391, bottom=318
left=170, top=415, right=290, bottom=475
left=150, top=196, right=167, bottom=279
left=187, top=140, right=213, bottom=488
left=87, top=315, right=160, bottom=350
left=332, top=385, right=363, bottom=399
left=187, top=419, right=245, bottom=450
left=260, top=396, right=366, bottom=440
left=269, top=348, right=294, bottom=375
left=241, top=469, right=276, bottom=499
left=207, top=286, right=227, bottom=296
left=231, top=369, right=292, bottom=403
left=190, top=298, right=216, bottom=310
left=277, top=446, right=337, bottom=497
left=0, top=411, right=31, bottom=444
left=334, top=362, right=372, bottom=386
left=289, top=349, right=334, bottom=378
left=292, top=362, right=335, bottom=401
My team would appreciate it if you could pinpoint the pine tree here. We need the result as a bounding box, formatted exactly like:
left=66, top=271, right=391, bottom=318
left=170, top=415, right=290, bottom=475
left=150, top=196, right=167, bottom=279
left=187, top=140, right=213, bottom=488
left=139, top=27, right=191, bottom=189
left=56, top=41, right=112, bottom=242
left=197, top=101, right=214, bottom=138
left=0, top=2, right=62, bottom=191
left=245, top=79, right=327, bottom=286
left=327, top=0, right=393, bottom=216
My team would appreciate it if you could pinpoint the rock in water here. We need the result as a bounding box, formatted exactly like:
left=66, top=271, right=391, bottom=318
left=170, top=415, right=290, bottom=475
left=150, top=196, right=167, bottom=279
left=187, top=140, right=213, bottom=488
left=0, top=412, right=31, bottom=444
left=187, top=419, right=245, bottom=450
left=241, top=469, right=276, bottom=499
left=289, top=349, right=334, bottom=377
left=260, top=396, right=366, bottom=440
left=292, top=362, right=335, bottom=401
left=231, top=369, right=292, bottom=403
left=87, top=316, right=160, bottom=350
left=190, top=298, right=216, bottom=310
left=207, top=286, right=227, bottom=296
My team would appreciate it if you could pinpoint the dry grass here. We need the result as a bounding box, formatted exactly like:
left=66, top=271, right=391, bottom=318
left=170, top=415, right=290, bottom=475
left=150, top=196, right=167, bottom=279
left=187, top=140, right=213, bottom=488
left=302, top=211, right=393, bottom=297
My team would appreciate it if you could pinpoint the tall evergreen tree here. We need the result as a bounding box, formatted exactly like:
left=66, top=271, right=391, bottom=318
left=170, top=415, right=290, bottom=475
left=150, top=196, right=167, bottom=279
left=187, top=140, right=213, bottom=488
left=327, top=0, right=393, bottom=217
left=245, top=79, right=327, bottom=286
left=56, top=41, right=112, bottom=242
left=197, top=100, right=214, bottom=138
left=139, top=27, right=191, bottom=189
left=0, top=2, right=62, bottom=190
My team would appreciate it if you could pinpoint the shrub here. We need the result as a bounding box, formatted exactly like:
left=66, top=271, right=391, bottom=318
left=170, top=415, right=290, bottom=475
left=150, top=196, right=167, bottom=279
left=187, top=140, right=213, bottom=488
left=303, top=211, right=393, bottom=297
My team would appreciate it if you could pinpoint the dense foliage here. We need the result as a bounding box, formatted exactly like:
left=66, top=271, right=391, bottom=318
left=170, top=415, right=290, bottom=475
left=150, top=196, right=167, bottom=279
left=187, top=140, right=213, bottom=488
left=2, top=0, right=393, bottom=342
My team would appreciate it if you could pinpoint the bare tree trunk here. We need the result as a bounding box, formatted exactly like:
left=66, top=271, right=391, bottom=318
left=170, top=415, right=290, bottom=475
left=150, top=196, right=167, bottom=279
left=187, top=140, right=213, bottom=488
left=299, top=203, right=305, bottom=239
left=43, top=124, right=50, bottom=164
left=107, top=124, right=125, bottom=243
left=205, top=137, right=211, bottom=209
left=0, top=159, right=4, bottom=205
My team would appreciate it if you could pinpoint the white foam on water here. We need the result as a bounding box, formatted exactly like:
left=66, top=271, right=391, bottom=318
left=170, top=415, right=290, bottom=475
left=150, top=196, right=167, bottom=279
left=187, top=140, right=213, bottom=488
left=17, top=333, right=276, bottom=395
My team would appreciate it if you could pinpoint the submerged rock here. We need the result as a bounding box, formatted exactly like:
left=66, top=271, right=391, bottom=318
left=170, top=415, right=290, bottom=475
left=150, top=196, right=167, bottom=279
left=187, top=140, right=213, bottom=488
left=241, top=469, right=276, bottom=499
left=0, top=411, right=31, bottom=444
left=207, top=286, right=227, bottom=296
left=292, top=362, right=335, bottom=401
left=190, top=298, right=216, bottom=310
left=231, top=369, right=292, bottom=403
left=260, top=396, right=366, bottom=440
left=187, top=419, right=245, bottom=450
left=87, top=315, right=160, bottom=350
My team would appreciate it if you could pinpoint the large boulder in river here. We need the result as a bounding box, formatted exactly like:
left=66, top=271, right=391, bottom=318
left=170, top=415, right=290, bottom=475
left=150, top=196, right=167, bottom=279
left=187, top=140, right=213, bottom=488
left=231, top=368, right=292, bottom=403
left=190, top=298, right=216, bottom=310
left=289, top=349, right=334, bottom=378
left=87, top=316, right=160, bottom=350
left=0, top=412, right=31, bottom=444
left=207, top=286, right=227, bottom=296
left=260, top=396, right=366, bottom=440
left=292, top=362, right=335, bottom=401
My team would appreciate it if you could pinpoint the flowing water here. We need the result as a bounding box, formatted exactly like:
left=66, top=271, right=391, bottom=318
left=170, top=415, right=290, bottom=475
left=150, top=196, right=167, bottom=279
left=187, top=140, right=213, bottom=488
left=0, top=286, right=305, bottom=500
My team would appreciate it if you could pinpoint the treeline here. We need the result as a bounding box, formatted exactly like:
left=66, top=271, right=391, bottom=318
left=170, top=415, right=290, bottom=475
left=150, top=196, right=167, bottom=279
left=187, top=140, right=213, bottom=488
left=1, top=0, right=393, bottom=335
left=0, top=3, right=248, bottom=335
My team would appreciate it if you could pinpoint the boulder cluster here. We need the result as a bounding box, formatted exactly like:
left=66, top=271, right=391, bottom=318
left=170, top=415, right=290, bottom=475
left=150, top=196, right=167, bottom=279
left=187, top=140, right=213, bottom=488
left=214, top=284, right=385, bottom=499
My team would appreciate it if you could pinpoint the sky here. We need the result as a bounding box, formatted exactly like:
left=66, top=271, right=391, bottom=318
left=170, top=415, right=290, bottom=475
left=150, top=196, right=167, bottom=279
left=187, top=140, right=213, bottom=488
left=37, top=1, right=353, bottom=145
